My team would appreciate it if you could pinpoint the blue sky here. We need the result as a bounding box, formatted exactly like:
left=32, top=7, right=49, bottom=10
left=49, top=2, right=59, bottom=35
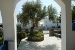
left=0, top=0, right=75, bottom=23
left=16, top=0, right=61, bottom=14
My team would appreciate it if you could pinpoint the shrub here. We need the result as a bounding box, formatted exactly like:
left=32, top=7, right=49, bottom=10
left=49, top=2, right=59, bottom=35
left=33, top=32, right=44, bottom=37
left=17, top=32, right=27, bottom=47
left=28, top=32, right=44, bottom=41
left=0, top=29, right=3, bottom=46
left=27, top=33, right=30, bottom=36
left=17, top=24, right=22, bottom=32
left=17, top=32, right=27, bottom=41
left=25, top=28, right=30, bottom=34
left=0, top=36, right=3, bottom=46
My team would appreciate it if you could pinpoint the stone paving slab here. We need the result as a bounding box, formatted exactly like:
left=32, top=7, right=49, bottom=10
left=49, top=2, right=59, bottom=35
left=18, top=34, right=61, bottom=50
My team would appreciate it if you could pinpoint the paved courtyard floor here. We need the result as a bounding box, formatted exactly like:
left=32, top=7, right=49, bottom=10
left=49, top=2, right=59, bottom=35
left=18, top=31, right=61, bottom=50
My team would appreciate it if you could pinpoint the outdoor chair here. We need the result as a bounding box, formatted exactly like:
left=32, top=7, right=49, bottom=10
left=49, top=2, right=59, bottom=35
left=49, top=28, right=54, bottom=36
left=54, top=30, right=61, bottom=38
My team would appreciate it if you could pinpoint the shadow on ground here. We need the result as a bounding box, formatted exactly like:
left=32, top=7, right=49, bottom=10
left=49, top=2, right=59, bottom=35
left=18, top=39, right=59, bottom=50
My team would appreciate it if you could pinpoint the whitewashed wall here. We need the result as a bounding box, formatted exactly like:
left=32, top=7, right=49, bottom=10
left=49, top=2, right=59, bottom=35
left=39, top=17, right=61, bottom=28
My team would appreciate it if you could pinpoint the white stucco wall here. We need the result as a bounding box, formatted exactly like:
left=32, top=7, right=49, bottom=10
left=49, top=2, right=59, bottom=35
left=55, top=0, right=75, bottom=50
left=0, top=0, right=20, bottom=50
left=40, top=17, right=61, bottom=28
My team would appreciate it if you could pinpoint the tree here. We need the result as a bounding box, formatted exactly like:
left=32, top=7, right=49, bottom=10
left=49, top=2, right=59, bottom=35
left=56, top=12, right=61, bottom=23
left=47, top=4, right=57, bottom=22
left=17, top=24, right=22, bottom=32
left=17, top=13, right=29, bottom=26
left=17, top=0, right=47, bottom=27
left=57, top=16, right=61, bottom=23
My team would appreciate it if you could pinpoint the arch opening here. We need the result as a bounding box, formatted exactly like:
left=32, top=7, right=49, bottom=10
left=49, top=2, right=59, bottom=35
left=15, top=0, right=62, bottom=50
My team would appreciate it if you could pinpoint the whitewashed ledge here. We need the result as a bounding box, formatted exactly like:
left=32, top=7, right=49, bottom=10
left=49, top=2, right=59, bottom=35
left=18, top=34, right=61, bottom=50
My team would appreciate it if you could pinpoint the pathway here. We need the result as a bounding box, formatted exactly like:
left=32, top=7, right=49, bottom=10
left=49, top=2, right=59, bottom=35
left=18, top=31, right=61, bottom=50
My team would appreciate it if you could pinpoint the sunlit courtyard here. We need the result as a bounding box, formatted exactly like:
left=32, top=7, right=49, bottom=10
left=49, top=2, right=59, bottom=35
left=18, top=31, right=61, bottom=50
left=0, top=0, right=75, bottom=50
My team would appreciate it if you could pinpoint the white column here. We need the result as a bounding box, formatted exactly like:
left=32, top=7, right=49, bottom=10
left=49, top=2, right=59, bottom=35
left=55, top=0, right=75, bottom=50
left=0, top=0, right=19, bottom=50
left=61, top=1, right=71, bottom=50
left=61, top=0, right=75, bottom=50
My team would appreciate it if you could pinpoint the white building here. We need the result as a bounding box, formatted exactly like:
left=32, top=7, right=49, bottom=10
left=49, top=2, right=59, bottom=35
left=17, top=20, right=33, bottom=30
left=39, top=17, right=61, bottom=29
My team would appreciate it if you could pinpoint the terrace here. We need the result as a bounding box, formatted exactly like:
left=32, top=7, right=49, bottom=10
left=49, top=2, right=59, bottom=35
left=0, top=0, right=75, bottom=50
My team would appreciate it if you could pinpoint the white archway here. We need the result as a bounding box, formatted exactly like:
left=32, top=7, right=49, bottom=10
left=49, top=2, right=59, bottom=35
left=0, top=0, right=75, bottom=50
left=0, top=0, right=20, bottom=50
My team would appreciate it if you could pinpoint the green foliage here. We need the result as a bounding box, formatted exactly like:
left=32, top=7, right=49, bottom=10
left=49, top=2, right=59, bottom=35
left=29, top=32, right=44, bottom=37
left=0, top=29, right=3, bottom=46
left=57, top=16, right=61, bottom=23
left=17, top=32, right=27, bottom=40
left=25, top=28, right=30, bottom=36
left=47, top=4, right=57, bottom=21
left=56, top=6, right=75, bottom=23
left=59, top=6, right=75, bottom=22
left=17, top=24, right=22, bottom=32
left=33, top=32, right=44, bottom=37
left=56, top=16, right=61, bottom=23
left=25, top=28, right=30, bottom=34
left=17, top=32, right=27, bottom=47
left=27, top=33, right=30, bottom=36
left=72, top=6, right=75, bottom=21
left=0, top=36, right=3, bottom=46
left=17, top=0, right=47, bottom=26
